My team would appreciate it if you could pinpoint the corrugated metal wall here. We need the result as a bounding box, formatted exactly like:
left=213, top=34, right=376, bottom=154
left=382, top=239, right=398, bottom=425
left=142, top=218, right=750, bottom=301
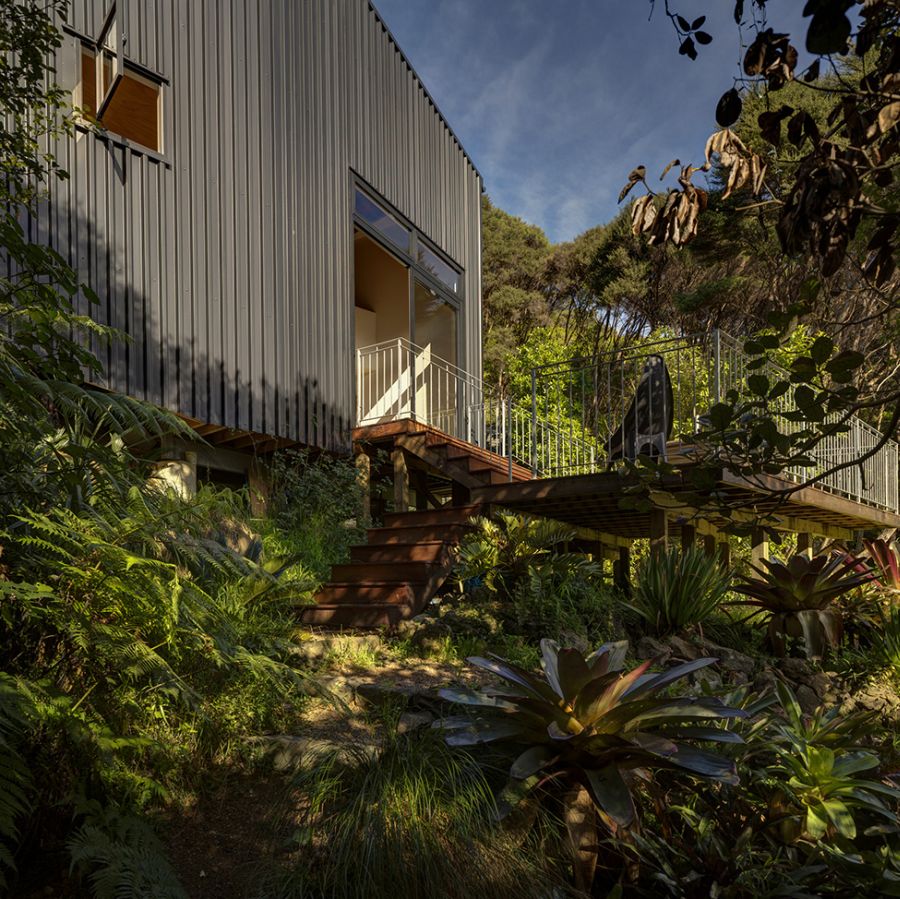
left=42, top=0, right=482, bottom=450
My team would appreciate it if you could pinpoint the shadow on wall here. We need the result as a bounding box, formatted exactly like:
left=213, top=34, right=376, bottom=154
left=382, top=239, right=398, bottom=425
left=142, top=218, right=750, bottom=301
left=31, top=142, right=354, bottom=453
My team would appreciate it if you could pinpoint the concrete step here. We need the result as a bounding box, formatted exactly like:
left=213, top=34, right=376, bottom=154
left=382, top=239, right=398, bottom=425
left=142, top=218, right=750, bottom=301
left=329, top=561, right=440, bottom=583
left=350, top=541, right=449, bottom=563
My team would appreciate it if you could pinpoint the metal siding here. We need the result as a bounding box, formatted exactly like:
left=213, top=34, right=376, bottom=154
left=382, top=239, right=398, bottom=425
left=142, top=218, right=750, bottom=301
left=39, top=0, right=482, bottom=451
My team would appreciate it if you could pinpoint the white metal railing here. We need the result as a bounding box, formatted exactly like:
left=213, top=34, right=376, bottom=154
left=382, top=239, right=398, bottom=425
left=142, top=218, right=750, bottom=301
left=715, top=332, right=899, bottom=512
left=356, top=338, right=484, bottom=436
left=355, top=335, right=900, bottom=512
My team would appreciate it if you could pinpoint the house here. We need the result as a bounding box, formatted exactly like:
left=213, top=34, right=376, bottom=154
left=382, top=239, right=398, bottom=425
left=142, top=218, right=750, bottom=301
left=36, top=1, right=900, bottom=627
left=41, top=0, right=482, bottom=488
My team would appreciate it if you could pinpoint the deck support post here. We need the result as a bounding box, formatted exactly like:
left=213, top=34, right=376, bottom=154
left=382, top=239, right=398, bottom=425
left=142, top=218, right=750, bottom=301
left=649, top=508, right=668, bottom=556
left=751, top=527, right=770, bottom=567
left=354, top=448, right=371, bottom=521
left=412, top=468, right=429, bottom=511
left=392, top=448, right=410, bottom=513
left=703, top=533, right=716, bottom=558
left=680, top=523, right=696, bottom=553
left=614, top=545, right=632, bottom=595
left=797, top=532, right=812, bottom=556
left=717, top=540, right=731, bottom=569
left=248, top=458, right=271, bottom=517
left=451, top=479, right=471, bottom=506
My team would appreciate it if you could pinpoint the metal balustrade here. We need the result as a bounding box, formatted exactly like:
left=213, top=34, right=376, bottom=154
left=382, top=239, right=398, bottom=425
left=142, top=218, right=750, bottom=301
left=355, top=333, right=899, bottom=513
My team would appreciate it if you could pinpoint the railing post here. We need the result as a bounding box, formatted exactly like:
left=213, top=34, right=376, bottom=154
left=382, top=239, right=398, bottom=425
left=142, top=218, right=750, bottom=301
left=713, top=328, right=722, bottom=405
left=356, top=347, right=361, bottom=425
left=408, top=341, right=416, bottom=421
left=505, top=398, right=514, bottom=482
left=531, top=368, right=538, bottom=478
left=395, top=339, right=403, bottom=418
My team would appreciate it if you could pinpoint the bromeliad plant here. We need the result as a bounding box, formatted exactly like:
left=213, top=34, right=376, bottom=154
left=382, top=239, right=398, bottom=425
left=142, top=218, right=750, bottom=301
left=627, top=545, right=733, bottom=635
left=865, top=538, right=900, bottom=599
left=731, top=553, right=870, bottom=658
left=435, top=640, right=746, bottom=833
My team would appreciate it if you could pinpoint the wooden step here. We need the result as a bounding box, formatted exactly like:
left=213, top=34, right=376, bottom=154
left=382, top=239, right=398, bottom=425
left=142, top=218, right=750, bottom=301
left=299, top=602, right=409, bottom=627
left=366, top=523, right=472, bottom=545
left=350, top=541, right=448, bottom=563
left=381, top=504, right=483, bottom=527
left=313, top=582, right=417, bottom=605
left=330, top=561, right=441, bottom=583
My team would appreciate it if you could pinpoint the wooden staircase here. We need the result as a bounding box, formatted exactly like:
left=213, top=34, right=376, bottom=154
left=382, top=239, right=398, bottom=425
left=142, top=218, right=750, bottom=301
left=298, top=425, right=533, bottom=629
left=298, top=503, right=483, bottom=628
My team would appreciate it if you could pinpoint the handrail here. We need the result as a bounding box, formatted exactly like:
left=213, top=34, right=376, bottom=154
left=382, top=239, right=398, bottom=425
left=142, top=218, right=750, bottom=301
left=354, top=332, right=899, bottom=513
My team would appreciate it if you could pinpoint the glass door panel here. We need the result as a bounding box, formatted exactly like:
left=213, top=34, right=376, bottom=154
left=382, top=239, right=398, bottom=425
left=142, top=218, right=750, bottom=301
left=413, top=281, right=458, bottom=432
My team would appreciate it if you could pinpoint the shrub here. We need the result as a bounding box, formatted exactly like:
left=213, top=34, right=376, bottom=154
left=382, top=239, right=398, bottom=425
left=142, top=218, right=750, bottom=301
left=268, top=724, right=568, bottom=899
left=435, top=639, right=746, bottom=891
left=266, top=449, right=370, bottom=584
left=731, top=552, right=870, bottom=658
left=628, top=545, right=733, bottom=635
left=453, top=512, right=612, bottom=640
left=609, top=682, right=900, bottom=896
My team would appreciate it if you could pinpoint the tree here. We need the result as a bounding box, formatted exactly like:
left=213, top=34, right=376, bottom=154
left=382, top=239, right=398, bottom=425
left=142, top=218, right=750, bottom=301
left=481, top=196, right=553, bottom=390
left=615, top=1, right=900, bottom=516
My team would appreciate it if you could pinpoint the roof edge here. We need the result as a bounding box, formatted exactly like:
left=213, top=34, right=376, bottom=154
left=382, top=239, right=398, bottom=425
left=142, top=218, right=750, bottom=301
left=366, top=0, right=483, bottom=182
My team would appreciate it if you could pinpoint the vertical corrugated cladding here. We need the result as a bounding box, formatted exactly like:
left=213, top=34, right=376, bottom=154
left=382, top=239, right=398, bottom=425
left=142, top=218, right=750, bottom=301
left=40, top=0, right=481, bottom=452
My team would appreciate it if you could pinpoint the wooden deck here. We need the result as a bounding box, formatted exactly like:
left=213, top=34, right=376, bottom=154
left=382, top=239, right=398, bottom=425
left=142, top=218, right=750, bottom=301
left=472, top=466, right=900, bottom=541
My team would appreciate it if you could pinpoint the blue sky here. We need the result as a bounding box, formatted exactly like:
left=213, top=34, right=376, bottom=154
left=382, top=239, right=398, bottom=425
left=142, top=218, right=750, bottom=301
left=374, top=0, right=812, bottom=243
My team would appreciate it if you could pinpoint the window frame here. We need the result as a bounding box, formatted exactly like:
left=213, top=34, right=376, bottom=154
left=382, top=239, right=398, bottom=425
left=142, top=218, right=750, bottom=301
left=351, top=177, right=465, bottom=369
left=68, top=6, right=166, bottom=160
left=352, top=181, right=463, bottom=299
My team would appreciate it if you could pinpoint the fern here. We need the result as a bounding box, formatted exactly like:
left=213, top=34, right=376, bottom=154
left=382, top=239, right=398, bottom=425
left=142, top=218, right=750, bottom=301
left=68, top=802, right=187, bottom=899
left=0, top=675, right=33, bottom=890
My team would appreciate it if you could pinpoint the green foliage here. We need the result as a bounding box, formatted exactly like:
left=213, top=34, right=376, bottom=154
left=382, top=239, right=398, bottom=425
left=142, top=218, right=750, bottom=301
left=67, top=801, right=187, bottom=899
left=269, top=725, right=566, bottom=899
left=731, top=553, right=870, bottom=658
left=866, top=538, right=900, bottom=598
left=611, top=681, right=900, bottom=896
left=265, top=448, right=371, bottom=585
left=880, top=605, right=900, bottom=672
left=628, top=546, right=733, bottom=635
left=481, top=196, right=552, bottom=389
left=766, top=683, right=900, bottom=843
left=437, top=639, right=746, bottom=828
left=453, top=513, right=613, bottom=640
left=0, top=676, right=33, bottom=889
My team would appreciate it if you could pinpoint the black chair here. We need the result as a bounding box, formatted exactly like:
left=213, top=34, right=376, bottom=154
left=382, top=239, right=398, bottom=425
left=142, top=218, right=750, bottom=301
left=605, top=354, right=674, bottom=461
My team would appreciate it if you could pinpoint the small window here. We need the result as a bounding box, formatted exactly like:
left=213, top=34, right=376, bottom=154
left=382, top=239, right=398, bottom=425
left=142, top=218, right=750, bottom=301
left=79, top=47, right=161, bottom=152
left=354, top=189, right=410, bottom=252
left=416, top=244, right=459, bottom=293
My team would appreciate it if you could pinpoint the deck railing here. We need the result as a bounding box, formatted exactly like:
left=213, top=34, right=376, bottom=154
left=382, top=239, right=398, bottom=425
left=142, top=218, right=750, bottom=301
left=355, top=333, right=900, bottom=514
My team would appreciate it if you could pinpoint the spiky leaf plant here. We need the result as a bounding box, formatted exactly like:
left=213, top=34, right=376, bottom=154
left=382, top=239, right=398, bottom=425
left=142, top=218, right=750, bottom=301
left=436, top=639, right=746, bottom=829
left=731, top=553, right=870, bottom=658
left=627, top=545, right=733, bottom=635
left=865, top=538, right=900, bottom=598
left=879, top=604, right=900, bottom=671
